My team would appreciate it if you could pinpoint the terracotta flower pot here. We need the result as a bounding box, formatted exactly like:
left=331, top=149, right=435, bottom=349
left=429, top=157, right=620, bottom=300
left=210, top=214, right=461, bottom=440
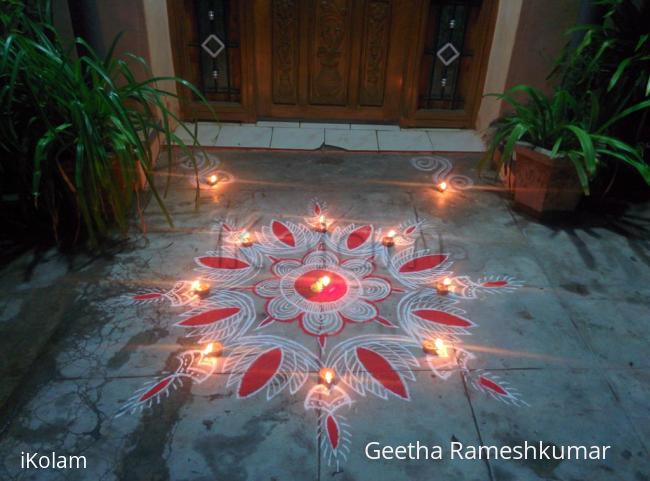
left=512, top=144, right=582, bottom=214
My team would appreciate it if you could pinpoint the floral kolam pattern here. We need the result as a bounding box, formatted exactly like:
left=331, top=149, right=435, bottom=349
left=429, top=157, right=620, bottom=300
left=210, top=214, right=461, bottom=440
left=119, top=199, right=527, bottom=470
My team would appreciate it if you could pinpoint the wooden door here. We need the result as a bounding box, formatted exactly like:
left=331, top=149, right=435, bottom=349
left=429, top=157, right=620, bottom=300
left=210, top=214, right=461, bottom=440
left=168, top=0, right=497, bottom=127
left=252, top=0, right=410, bottom=123
left=401, top=0, right=497, bottom=127
left=168, top=0, right=257, bottom=122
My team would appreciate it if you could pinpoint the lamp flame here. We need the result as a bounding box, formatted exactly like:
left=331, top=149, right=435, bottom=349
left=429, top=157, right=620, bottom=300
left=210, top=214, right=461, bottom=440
left=311, top=275, right=331, bottom=293
left=191, top=279, right=210, bottom=298
left=434, top=338, right=449, bottom=358
left=320, top=367, right=335, bottom=386
left=382, top=229, right=397, bottom=247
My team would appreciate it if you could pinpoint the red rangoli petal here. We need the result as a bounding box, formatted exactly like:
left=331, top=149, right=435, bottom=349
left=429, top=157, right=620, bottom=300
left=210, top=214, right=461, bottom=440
left=398, top=254, right=447, bottom=273
left=238, top=348, right=283, bottom=397
left=356, top=347, right=407, bottom=399
left=479, top=376, right=507, bottom=395
left=272, top=221, right=296, bottom=247
left=326, top=415, right=340, bottom=449
left=139, top=377, right=172, bottom=402
left=347, top=225, right=372, bottom=250
left=413, top=309, right=472, bottom=328
left=178, top=307, right=240, bottom=326
left=198, top=256, right=250, bottom=269
left=482, top=280, right=508, bottom=287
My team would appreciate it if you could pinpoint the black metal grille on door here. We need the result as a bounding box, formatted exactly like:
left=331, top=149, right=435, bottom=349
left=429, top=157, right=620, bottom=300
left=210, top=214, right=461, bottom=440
left=193, top=0, right=242, bottom=102
left=418, top=0, right=479, bottom=110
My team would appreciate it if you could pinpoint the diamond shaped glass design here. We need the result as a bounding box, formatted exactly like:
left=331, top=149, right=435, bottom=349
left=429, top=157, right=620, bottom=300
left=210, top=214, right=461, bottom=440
left=436, top=42, right=460, bottom=66
left=201, top=34, right=225, bottom=59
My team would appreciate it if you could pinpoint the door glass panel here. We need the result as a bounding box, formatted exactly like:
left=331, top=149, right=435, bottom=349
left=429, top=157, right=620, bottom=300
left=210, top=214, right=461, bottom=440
left=418, top=0, right=478, bottom=110
left=193, top=0, right=242, bottom=103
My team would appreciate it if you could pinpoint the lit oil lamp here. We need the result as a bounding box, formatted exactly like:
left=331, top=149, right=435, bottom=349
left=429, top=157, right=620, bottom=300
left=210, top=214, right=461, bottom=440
left=203, top=341, right=223, bottom=358
left=436, top=277, right=452, bottom=295
left=434, top=338, right=448, bottom=358
left=319, top=367, right=336, bottom=387
left=317, top=215, right=328, bottom=233
left=207, top=174, right=219, bottom=187
left=240, top=230, right=253, bottom=247
left=311, top=275, right=331, bottom=293
left=191, top=279, right=211, bottom=298
left=422, top=338, right=450, bottom=358
left=200, top=341, right=223, bottom=364
left=382, top=229, right=397, bottom=247
left=436, top=181, right=448, bottom=192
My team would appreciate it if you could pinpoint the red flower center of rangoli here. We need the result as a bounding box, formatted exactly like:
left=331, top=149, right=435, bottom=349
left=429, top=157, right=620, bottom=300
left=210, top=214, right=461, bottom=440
left=294, top=269, right=348, bottom=302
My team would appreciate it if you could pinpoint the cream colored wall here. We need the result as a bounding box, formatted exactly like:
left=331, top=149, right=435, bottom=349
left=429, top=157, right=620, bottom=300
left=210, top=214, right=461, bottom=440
left=504, top=0, right=580, bottom=94
left=476, top=0, right=580, bottom=132
left=476, top=0, right=523, bottom=132
left=142, top=0, right=177, bottom=103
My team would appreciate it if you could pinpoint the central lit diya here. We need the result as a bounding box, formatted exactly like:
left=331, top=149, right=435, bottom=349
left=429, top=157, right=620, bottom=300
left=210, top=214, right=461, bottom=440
left=310, top=275, right=331, bottom=293
left=294, top=269, right=347, bottom=302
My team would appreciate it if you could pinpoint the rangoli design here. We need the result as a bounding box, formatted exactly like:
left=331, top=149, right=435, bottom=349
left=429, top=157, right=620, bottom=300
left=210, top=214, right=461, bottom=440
left=119, top=199, right=527, bottom=470
left=410, top=155, right=474, bottom=190
left=178, top=151, right=234, bottom=188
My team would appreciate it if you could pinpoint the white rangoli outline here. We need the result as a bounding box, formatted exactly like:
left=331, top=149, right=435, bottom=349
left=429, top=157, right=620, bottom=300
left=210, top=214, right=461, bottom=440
left=410, top=155, right=474, bottom=191
left=121, top=197, right=527, bottom=469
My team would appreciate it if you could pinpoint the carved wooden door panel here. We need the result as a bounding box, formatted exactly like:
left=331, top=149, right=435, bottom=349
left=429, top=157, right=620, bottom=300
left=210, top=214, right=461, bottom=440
left=169, top=0, right=497, bottom=126
left=253, top=0, right=408, bottom=122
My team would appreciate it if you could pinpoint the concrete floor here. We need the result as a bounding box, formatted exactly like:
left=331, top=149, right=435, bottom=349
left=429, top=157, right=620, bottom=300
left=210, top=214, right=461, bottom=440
left=0, top=150, right=649, bottom=481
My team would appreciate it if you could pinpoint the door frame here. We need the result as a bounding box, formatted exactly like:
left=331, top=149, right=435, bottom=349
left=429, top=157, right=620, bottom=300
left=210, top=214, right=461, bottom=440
left=168, top=0, right=499, bottom=128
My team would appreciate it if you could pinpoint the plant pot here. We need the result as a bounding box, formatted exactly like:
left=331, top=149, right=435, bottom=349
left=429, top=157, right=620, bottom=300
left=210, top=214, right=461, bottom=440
left=497, top=141, right=534, bottom=194
left=512, top=144, right=582, bottom=214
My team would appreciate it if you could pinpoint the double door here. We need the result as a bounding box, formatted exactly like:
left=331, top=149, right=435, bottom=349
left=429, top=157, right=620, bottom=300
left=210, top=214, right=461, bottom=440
left=168, top=0, right=496, bottom=127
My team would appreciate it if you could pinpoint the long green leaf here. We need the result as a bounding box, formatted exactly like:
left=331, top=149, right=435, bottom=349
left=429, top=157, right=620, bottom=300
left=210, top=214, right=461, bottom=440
left=564, top=125, right=597, bottom=174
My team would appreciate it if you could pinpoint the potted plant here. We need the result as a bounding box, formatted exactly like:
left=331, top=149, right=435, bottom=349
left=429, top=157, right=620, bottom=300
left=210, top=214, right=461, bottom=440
left=482, top=85, right=650, bottom=214
left=0, top=1, right=211, bottom=247
left=553, top=0, right=650, bottom=192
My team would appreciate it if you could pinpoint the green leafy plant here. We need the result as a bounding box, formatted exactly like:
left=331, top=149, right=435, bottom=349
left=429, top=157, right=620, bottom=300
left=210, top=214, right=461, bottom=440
left=554, top=0, right=650, bottom=143
left=0, top=1, right=211, bottom=246
left=482, top=85, right=650, bottom=195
